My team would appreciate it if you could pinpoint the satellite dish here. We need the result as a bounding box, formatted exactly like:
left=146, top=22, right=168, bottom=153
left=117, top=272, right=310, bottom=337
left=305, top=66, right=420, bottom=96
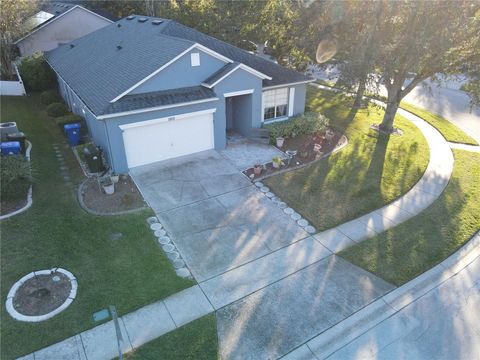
left=316, top=38, right=337, bottom=64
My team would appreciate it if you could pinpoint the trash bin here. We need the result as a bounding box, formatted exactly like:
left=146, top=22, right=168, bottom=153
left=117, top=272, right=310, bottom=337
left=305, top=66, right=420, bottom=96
left=0, top=141, right=21, bottom=155
left=6, top=132, right=27, bottom=155
left=64, top=123, right=81, bottom=146
left=83, top=144, right=105, bottom=173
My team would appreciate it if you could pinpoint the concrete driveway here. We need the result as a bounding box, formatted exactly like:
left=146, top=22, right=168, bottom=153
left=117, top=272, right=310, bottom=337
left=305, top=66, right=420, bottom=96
left=131, top=150, right=308, bottom=282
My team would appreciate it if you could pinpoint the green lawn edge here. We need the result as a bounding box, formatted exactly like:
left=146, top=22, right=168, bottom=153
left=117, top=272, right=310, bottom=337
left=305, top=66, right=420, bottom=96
left=0, top=95, right=194, bottom=359
left=339, top=150, right=480, bottom=286
left=265, top=87, right=430, bottom=231
left=122, top=314, right=218, bottom=360
left=399, top=102, right=478, bottom=146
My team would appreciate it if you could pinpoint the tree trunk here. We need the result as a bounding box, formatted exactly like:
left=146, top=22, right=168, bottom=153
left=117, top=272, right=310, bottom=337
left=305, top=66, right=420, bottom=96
left=380, top=86, right=402, bottom=132
left=352, top=76, right=367, bottom=109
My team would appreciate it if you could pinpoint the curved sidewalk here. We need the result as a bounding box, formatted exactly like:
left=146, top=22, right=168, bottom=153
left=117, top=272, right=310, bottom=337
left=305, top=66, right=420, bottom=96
left=312, top=85, right=454, bottom=252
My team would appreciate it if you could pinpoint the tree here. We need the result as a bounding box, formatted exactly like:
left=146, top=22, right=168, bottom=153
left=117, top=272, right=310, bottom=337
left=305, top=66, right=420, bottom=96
left=0, top=0, right=38, bottom=79
left=372, top=1, right=479, bottom=132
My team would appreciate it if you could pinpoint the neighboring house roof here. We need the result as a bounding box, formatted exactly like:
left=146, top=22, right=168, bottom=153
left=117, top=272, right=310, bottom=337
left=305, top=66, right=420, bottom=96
left=46, top=15, right=311, bottom=116
left=102, top=86, right=217, bottom=117
left=15, top=2, right=113, bottom=45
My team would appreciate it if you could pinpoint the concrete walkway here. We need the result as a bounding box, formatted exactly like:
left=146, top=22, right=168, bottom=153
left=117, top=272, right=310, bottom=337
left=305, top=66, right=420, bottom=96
left=22, top=87, right=456, bottom=360
left=448, top=142, right=480, bottom=153
left=282, top=231, right=480, bottom=360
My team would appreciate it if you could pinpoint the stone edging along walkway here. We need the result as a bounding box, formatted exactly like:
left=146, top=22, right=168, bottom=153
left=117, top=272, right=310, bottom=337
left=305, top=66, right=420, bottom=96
left=448, top=141, right=480, bottom=152
left=20, top=87, right=458, bottom=360
left=0, top=141, right=33, bottom=221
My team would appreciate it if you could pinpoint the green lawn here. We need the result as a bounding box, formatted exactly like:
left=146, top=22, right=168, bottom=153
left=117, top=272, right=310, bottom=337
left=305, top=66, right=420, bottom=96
left=400, top=102, right=478, bottom=145
left=123, top=314, right=218, bottom=360
left=340, top=150, right=480, bottom=286
left=0, top=95, right=193, bottom=359
left=264, top=87, right=430, bottom=231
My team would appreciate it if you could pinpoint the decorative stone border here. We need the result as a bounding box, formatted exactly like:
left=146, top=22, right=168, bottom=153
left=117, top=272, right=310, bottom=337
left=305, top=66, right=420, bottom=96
left=0, top=141, right=33, bottom=221
left=77, top=179, right=148, bottom=216
left=5, top=268, right=77, bottom=322
left=146, top=216, right=192, bottom=279
left=254, top=182, right=317, bottom=235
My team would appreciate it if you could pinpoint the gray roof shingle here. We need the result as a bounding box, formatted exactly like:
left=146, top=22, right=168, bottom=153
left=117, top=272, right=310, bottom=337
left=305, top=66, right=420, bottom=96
left=202, top=62, right=240, bottom=87
left=103, top=86, right=216, bottom=115
left=46, top=15, right=311, bottom=116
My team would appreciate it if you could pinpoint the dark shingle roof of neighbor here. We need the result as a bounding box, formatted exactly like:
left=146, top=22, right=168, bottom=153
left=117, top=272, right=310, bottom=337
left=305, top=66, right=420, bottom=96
left=202, top=62, right=241, bottom=87
left=103, top=86, right=216, bottom=115
left=46, top=15, right=311, bottom=116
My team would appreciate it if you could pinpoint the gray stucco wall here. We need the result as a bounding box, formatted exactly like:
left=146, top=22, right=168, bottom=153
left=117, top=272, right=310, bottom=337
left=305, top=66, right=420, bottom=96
left=17, top=7, right=111, bottom=57
left=57, top=74, right=111, bottom=164
left=212, top=68, right=263, bottom=139
left=292, top=83, right=307, bottom=115
left=104, top=99, right=220, bottom=172
left=129, top=48, right=226, bottom=94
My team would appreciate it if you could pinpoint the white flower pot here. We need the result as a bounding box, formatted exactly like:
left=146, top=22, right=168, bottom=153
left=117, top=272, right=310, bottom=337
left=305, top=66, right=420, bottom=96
left=103, top=183, right=114, bottom=195
left=276, top=137, right=285, bottom=148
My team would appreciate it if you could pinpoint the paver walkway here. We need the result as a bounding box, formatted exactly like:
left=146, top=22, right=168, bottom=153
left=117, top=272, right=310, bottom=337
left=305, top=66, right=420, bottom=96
left=22, top=88, right=456, bottom=360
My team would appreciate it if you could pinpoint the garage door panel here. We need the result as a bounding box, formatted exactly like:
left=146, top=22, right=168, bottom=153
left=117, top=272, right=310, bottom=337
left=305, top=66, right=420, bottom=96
left=122, top=113, right=214, bottom=168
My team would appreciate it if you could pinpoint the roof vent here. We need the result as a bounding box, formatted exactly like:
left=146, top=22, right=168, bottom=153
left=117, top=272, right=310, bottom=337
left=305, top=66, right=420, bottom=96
left=117, top=23, right=121, bottom=27
left=70, top=44, right=75, bottom=48
left=138, top=17, right=148, bottom=23
left=152, top=20, right=163, bottom=25
left=126, top=15, right=135, bottom=20
left=55, top=10, right=60, bottom=14
left=117, top=45, right=122, bottom=50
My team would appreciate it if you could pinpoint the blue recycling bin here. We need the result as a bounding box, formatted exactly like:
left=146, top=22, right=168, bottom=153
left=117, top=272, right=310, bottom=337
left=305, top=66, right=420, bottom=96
left=0, top=141, right=21, bottom=155
left=64, top=123, right=81, bottom=146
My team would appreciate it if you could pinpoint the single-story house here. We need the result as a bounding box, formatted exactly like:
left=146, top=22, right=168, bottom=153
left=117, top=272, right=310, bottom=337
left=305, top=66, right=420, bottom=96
left=45, top=15, right=313, bottom=172
left=15, top=2, right=114, bottom=57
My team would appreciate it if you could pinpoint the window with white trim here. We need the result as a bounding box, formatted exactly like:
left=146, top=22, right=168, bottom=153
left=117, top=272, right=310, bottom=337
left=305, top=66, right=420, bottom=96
left=262, top=88, right=288, bottom=121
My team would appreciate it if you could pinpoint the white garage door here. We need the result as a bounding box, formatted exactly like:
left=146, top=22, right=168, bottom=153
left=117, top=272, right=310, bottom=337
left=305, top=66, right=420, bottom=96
left=121, top=110, right=215, bottom=168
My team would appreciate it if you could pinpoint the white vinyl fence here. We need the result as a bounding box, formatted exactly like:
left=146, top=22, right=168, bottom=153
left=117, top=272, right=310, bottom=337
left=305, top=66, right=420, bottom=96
left=0, top=64, right=26, bottom=96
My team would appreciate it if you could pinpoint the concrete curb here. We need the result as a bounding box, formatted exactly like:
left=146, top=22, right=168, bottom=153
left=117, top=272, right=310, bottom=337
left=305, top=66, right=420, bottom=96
left=448, top=142, right=480, bottom=152
left=282, top=231, right=480, bottom=360
left=0, top=141, right=33, bottom=221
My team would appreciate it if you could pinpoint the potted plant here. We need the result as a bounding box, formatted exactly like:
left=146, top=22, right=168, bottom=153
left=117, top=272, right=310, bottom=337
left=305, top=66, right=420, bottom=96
left=110, top=173, right=119, bottom=183
left=313, top=143, right=322, bottom=153
left=272, top=156, right=283, bottom=169
left=325, top=129, right=335, bottom=141
left=253, top=163, right=262, bottom=176
left=276, top=137, right=285, bottom=148
left=99, top=176, right=115, bottom=195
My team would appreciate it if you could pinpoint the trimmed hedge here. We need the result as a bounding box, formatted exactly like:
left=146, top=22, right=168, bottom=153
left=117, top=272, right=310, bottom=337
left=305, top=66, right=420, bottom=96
left=265, top=112, right=330, bottom=141
left=47, top=102, right=69, bottom=117
left=40, top=90, right=61, bottom=105
left=54, top=114, right=83, bottom=128
left=18, top=53, right=57, bottom=91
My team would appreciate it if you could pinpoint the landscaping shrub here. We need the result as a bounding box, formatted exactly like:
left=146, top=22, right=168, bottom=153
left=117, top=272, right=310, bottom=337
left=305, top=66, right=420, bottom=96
left=0, top=155, right=32, bottom=200
left=18, top=53, right=57, bottom=91
left=265, top=112, right=330, bottom=141
left=54, top=114, right=83, bottom=127
left=40, top=90, right=61, bottom=105
left=47, top=102, right=69, bottom=117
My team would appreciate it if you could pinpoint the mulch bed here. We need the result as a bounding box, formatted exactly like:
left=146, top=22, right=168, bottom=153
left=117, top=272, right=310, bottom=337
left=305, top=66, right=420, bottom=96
left=0, top=181, right=30, bottom=216
left=243, top=130, right=346, bottom=180
left=13, top=272, right=71, bottom=316
left=80, top=175, right=147, bottom=214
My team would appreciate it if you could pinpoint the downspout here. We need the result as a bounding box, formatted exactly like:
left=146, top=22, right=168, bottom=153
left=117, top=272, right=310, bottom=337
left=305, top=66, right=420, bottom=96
left=101, top=118, right=116, bottom=172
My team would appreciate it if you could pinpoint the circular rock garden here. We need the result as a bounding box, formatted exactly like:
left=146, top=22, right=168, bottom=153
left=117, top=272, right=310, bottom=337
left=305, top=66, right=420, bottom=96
left=6, top=268, right=77, bottom=322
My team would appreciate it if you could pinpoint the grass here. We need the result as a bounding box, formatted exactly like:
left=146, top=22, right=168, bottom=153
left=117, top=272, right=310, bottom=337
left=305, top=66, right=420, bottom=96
left=400, top=102, right=478, bottom=145
left=264, top=87, right=430, bottom=231
left=123, top=314, right=218, bottom=360
left=340, top=150, right=480, bottom=286
left=0, top=95, right=194, bottom=359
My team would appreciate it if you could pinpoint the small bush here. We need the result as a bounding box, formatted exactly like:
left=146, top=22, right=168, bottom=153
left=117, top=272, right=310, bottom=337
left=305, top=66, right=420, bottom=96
left=40, top=90, right=61, bottom=105
left=0, top=155, right=32, bottom=199
left=47, top=102, right=69, bottom=117
left=266, top=112, right=330, bottom=141
left=55, top=114, right=83, bottom=127
left=18, top=52, right=57, bottom=91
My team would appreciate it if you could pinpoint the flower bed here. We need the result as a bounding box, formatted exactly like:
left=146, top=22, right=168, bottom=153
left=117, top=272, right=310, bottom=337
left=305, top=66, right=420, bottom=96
left=243, top=129, right=347, bottom=180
